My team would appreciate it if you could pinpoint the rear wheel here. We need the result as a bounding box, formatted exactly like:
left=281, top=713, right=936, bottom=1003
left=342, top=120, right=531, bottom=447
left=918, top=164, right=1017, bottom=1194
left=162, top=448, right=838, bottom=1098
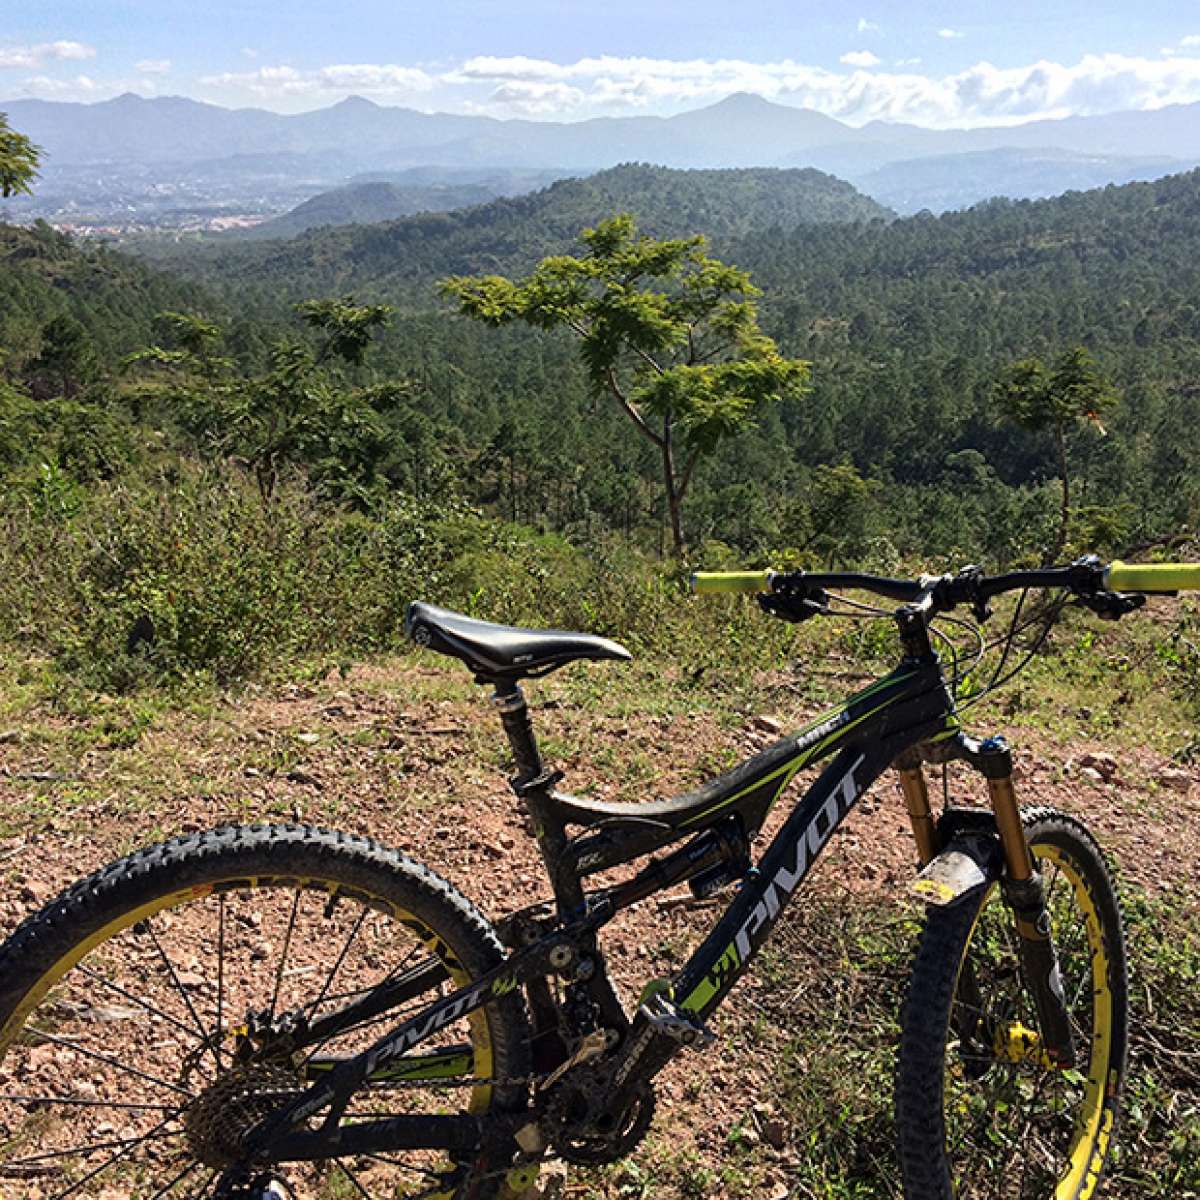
left=0, top=825, right=530, bottom=1199
left=896, top=808, right=1128, bottom=1199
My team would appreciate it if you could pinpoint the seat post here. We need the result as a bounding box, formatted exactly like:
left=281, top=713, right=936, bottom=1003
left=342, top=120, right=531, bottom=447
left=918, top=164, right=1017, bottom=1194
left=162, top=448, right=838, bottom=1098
left=492, top=681, right=586, bottom=912
left=492, top=681, right=545, bottom=786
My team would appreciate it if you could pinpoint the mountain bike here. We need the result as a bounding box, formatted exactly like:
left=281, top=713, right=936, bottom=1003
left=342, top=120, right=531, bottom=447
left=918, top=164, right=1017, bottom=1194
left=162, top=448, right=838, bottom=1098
left=1, top=556, right=1196, bottom=1200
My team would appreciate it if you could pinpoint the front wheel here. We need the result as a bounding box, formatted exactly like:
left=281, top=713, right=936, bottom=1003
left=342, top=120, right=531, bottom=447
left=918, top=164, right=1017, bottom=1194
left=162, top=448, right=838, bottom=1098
left=0, top=825, right=531, bottom=1199
left=895, top=807, right=1128, bottom=1200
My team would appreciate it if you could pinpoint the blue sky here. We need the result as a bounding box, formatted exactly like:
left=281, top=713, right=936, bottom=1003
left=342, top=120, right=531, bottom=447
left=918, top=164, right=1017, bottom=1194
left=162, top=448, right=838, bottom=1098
left=5, top=0, right=1200, bottom=127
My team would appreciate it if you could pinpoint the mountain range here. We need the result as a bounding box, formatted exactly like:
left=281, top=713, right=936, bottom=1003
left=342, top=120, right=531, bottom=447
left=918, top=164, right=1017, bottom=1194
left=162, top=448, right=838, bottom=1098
left=239, top=168, right=572, bottom=239
left=4, top=91, right=1200, bottom=222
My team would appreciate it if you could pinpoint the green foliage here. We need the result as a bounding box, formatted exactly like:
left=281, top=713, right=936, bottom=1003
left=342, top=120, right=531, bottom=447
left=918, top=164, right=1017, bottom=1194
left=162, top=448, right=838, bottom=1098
left=0, top=466, right=486, bottom=689
left=443, top=213, right=809, bottom=553
left=993, top=346, right=1120, bottom=556
left=994, top=346, right=1118, bottom=434
left=125, top=298, right=410, bottom=503
left=782, top=463, right=884, bottom=564
left=0, top=112, right=40, bottom=198
left=28, top=313, right=98, bottom=398
left=0, top=222, right=210, bottom=383
left=296, top=296, right=394, bottom=365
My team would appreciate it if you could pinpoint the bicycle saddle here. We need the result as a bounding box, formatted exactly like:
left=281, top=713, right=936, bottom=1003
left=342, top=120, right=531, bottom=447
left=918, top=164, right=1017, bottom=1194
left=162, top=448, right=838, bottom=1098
left=405, top=601, right=632, bottom=680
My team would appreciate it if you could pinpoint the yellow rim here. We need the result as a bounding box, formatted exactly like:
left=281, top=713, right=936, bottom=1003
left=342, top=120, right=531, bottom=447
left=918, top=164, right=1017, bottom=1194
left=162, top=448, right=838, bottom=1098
left=1040, top=845, right=1114, bottom=1200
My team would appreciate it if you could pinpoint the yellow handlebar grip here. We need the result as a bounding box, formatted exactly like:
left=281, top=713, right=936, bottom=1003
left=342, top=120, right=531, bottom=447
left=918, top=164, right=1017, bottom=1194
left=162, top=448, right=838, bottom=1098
left=691, top=570, right=774, bottom=595
left=1105, top=561, right=1200, bottom=592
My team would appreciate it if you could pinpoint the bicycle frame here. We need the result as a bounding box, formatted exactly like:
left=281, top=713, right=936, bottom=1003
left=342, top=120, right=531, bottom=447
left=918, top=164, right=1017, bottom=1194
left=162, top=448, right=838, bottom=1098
left=244, top=641, right=982, bottom=1165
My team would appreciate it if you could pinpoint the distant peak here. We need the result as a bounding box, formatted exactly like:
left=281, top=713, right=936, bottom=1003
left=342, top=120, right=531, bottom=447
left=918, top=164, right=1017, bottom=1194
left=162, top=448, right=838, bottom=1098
left=713, top=91, right=778, bottom=110
left=334, top=95, right=380, bottom=109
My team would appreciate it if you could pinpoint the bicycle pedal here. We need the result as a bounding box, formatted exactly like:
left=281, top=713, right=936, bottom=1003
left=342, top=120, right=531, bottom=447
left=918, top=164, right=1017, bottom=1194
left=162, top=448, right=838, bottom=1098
left=639, top=995, right=715, bottom=1048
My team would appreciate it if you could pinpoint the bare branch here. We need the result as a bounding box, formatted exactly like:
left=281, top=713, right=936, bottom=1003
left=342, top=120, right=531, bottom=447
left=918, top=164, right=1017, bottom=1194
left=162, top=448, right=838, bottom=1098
left=605, top=367, right=664, bottom=447
left=629, top=344, right=668, bottom=377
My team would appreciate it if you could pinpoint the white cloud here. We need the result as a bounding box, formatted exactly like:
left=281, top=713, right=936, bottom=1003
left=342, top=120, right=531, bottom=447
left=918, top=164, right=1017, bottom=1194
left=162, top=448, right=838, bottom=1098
left=482, top=80, right=585, bottom=116
left=1181, top=35, right=1200, bottom=48
left=0, top=40, right=96, bottom=69
left=201, top=62, right=435, bottom=99
left=136, top=58, right=171, bottom=75
left=19, top=73, right=98, bottom=96
left=938, top=29, right=965, bottom=40
left=895, top=57, right=922, bottom=67
left=319, top=64, right=434, bottom=93
left=841, top=50, right=881, bottom=68
left=857, top=18, right=880, bottom=34
left=449, top=51, right=1200, bottom=128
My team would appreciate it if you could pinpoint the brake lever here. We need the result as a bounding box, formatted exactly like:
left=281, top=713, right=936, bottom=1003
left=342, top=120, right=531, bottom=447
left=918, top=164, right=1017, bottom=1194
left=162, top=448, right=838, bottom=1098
left=758, top=587, right=830, bottom=624
left=1076, top=590, right=1146, bottom=620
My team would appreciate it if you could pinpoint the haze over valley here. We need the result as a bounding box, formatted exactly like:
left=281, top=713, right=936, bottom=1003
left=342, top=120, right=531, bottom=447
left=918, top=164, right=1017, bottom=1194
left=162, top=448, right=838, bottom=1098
left=4, top=89, right=1200, bottom=235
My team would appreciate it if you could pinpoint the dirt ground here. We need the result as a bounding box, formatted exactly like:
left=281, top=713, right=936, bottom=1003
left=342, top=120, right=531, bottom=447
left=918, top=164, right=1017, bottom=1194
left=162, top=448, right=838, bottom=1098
left=0, top=658, right=1197, bottom=1197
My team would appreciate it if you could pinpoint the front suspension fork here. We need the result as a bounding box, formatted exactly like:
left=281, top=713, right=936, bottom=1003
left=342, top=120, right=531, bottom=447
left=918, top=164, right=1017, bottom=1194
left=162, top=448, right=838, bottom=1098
left=981, top=742, right=1076, bottom=1068
left=900, top=736, right=1077, bottom=1069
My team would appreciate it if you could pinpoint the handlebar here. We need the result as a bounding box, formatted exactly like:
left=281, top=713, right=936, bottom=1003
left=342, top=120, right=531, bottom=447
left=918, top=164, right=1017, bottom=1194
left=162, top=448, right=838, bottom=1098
left=1105, top=561, right=1200, bottom=592
left=692, top=556, right=1200, bottom=619
left=690, top=570, right=774, bottom=594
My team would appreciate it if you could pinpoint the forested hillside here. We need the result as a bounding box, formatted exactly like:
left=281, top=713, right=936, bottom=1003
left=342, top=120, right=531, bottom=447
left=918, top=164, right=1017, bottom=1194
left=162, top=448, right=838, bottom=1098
left=238, top=171, right=571, bottom=240
left=5, top=166, right=1200, bottom=573
left=0, top=222, right=210, bottom=367
left=155, top=163, right=892, bottom=298
left=126, top=165, right=1200, bottom=562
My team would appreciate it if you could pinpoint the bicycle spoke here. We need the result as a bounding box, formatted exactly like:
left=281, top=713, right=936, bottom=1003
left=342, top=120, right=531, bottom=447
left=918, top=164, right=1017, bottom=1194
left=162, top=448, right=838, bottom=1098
left=302, top=967, right=448, bottom=1062
left=75, top=962, right=209, bottom=1046
left=268, top=889, right=304, bottom=1021
left=336, top=1159, right=375, bottom=1198
left=215, top=892, right=226, bottom=1073
left=144, top=1157, right=204, bottom=1199
left=25, top=1028, right=195, bottom=1098
left=0, top=1093, right=180, bottom=1113
left=357, top=1151, right=442, bottom=1181
left=8, top=1125, right=180, bottom=1169
left=144, top=921, right=220, bottom=1075
left=37, top=1115, right=179, bottom=1200
left=304, top=906, right=368, bottom=1020
left=304, top=944, right=428, bottom=1020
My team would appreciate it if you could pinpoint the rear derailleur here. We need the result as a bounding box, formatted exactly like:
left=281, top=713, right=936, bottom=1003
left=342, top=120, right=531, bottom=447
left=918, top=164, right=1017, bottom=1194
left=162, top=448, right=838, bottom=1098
left=213, top=1172, right=295, bottom=1199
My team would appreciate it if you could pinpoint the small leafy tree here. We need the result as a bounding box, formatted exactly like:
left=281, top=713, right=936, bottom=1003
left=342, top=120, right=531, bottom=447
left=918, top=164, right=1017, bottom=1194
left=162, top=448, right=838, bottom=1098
left=441, top=213, right=810, bottom=555
left=783, top=462, right=882, bottom=564
left=993, top=346, right=1118, bottom=559
left=29, top=314, right=98, bottom=398
left=126, top=298, right=408, bottom=504
left=0, top=112, right=40, bottom=197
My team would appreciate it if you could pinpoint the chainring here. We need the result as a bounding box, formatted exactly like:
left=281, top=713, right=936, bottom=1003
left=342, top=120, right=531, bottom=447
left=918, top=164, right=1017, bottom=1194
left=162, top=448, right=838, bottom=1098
left=542, top=1076, right=656, bottom=1166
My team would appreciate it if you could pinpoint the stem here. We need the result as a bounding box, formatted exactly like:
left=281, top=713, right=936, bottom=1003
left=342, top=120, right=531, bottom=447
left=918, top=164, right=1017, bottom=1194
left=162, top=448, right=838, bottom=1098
left=662, top=414, right=686, bottom=556
left=1052, top=416, right=1070, bottom=561
left=677, top=447, right=701, bottom=508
